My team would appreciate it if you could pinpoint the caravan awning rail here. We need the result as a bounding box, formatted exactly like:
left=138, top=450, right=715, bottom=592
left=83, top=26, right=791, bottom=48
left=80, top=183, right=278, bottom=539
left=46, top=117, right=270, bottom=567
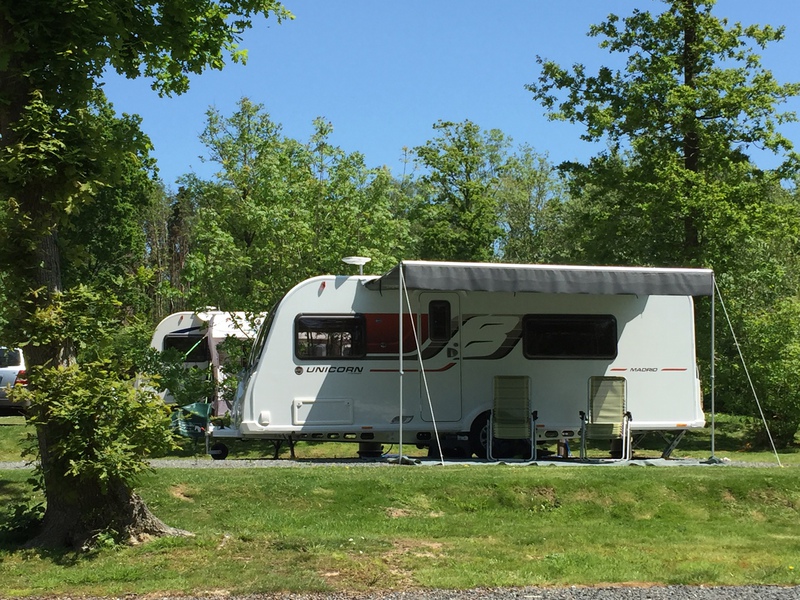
left=365, top=261, right=714, bottom=297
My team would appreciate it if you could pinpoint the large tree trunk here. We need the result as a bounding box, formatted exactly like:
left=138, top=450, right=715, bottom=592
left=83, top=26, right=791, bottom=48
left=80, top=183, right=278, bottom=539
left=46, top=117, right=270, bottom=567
left=0, top=76, right=184, bottom=547
left=27, top=454, right=190, bottom=549
left=19, top=189, right=190, bottom=549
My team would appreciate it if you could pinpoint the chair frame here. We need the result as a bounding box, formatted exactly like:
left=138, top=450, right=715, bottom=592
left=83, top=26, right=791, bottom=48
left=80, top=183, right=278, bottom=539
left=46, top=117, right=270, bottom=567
left=487, top=375, right=537, bottom=462
left=579, top=376, right=632, bottom=461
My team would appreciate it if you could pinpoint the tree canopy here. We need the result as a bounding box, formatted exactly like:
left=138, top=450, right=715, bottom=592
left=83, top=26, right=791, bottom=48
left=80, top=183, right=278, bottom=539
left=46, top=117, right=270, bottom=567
left=528, top=0, right=799, bottom=266
left=527, top=0, right=800, bottom=445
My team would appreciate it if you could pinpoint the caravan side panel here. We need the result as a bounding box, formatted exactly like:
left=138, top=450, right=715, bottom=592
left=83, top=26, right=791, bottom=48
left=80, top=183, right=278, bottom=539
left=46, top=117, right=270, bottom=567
left=234, top=276, right=705, bottom=446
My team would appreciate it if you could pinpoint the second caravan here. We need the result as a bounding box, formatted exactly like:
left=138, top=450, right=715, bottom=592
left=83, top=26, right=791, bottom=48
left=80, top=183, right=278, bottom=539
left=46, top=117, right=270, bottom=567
left=150, top=310, right=264, bottom=414
left=229, top=261, right=714, bottom=457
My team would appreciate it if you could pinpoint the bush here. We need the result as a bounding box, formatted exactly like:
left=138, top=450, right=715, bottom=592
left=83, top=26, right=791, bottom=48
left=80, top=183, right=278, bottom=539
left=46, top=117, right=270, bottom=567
left=13, top=361, right=176, bottom=492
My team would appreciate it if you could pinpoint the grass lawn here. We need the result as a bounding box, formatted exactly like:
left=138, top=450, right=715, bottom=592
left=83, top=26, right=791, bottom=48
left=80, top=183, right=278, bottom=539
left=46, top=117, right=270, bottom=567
left=1, top=412, right=798, bottom=596
left=0, top=465, right=798, bottom=597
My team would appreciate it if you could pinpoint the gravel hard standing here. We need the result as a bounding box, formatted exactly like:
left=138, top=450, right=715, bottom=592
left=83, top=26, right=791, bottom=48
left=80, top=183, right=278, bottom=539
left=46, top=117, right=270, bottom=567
left=85, top=586, right=798, bottom=599
left=9, top=586, right=800, bottom=600
left=0, top=456, right=792, bottom=469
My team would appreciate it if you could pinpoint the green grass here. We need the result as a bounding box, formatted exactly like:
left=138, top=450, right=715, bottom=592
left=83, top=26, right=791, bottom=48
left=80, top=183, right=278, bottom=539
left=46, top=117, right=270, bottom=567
left=631, top=413, right=800, bottom=465
left=0, top=466, right=798, bottom=597
left=0, top=415, right=30, bottom=462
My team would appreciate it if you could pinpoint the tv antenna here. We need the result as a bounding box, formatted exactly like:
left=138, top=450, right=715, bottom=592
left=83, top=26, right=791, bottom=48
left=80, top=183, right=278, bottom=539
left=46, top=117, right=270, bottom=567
left=342, top=256, right=371, bottom=275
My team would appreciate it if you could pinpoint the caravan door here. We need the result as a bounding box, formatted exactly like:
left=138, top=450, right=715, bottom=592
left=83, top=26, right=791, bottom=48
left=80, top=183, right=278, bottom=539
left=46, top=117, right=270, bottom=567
left=418, top=293, right=462, bottom=422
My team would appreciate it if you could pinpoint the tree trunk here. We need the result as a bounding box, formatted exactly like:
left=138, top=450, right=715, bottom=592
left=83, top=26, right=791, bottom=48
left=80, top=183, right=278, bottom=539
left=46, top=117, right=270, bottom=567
left=681, top=0, right=701, bottom=259
left=0, top=2, right=190, bottom=551
left=20, top=188, right=190, bottom=549
left=26, top=460, right=191, bottom=549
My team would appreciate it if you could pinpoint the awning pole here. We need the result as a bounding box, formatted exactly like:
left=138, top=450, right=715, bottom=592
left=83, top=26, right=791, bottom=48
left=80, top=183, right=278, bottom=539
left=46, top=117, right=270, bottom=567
left=710, top=274, right=716, bottom=461
left=398, top=263, right=404, bottom=462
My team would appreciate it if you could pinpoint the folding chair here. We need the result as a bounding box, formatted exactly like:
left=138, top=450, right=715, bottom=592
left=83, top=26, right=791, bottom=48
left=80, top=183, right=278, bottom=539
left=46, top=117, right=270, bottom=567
left=579, top=377, right=632, bottom=461
left=171, top=402, right=213, bottom=454
left=488, top=376, right=537, bottom=461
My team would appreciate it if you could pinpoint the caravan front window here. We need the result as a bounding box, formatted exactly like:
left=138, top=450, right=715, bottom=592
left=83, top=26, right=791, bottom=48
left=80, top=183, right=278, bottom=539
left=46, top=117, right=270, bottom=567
left=295, top=315, right=366, bottom=359
left=522, top=314, right=617, bottom=359
left=249, top=307, right=277, bottom=368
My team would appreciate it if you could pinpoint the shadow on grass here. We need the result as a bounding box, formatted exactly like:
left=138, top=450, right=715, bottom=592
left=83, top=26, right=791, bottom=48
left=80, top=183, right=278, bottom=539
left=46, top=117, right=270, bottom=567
left=0, top=525, right=89, bottom=566
left=0, top=478, right=31, bottom=504
left=167, top=436, right=287, bottom=459
left=0, top=483, right=92, bottom=565
left=631, top=414, right=800, bottom=460
left=0, top=477, right=44, bottom=554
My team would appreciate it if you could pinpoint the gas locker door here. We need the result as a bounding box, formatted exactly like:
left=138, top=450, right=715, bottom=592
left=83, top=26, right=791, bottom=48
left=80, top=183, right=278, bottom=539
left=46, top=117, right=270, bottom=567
left=418, top=293, right=461, bottom=422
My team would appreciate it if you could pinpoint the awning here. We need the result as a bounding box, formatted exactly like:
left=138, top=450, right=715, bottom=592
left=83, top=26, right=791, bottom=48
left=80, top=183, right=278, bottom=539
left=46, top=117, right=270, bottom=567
left=365, top=261, right=714, bottom=297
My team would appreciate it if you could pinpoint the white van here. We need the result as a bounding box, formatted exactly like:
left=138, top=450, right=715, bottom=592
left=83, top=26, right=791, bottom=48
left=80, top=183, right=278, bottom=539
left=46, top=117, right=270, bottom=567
left=0, top=347, right=27, bottom=414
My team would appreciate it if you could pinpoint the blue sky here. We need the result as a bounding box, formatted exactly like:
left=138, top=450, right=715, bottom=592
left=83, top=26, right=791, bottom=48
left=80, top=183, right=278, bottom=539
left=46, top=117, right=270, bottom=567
left=101, top=1, right=800, bottom=189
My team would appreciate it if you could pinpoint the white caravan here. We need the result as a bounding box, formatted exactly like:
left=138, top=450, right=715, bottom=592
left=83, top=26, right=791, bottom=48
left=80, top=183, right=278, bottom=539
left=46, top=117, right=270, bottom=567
left=150, top=310, right=264, bottom=413
left=228, top=261, right=714, bottom=457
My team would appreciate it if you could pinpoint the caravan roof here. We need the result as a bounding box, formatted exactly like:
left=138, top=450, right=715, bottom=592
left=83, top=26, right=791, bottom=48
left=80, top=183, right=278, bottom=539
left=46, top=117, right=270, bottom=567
left=365, top=261, right=714, bottom=297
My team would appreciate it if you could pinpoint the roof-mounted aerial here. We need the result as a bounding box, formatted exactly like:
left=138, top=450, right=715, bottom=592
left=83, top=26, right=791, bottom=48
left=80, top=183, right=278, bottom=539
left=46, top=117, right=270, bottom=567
left=341, top=256, right=372, bottom=275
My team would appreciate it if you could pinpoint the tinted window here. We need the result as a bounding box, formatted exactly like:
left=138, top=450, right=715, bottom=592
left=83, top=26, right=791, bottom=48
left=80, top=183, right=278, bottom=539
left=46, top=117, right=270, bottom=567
left=522, top=314, right=617, bottom=359
left=163, top=335, right=210, bottom=362
left=428, top=301, right=451, bottom=342
left=0, top=348, right=22, bottom=368
left=249, top=305, right=278, bottom=367
left=364, top=313, right=418, bottom=354
left=295, top=315, right=366, bottom=359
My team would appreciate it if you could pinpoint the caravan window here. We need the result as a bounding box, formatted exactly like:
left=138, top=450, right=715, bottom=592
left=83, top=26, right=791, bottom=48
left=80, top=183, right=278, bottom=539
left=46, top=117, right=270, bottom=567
left=522, top=314, right=617, bottom=359
left=249, top=307, right=277, bottom=368
left=428, top=301, right=451, bottom=342
left=295, top=315, right=366, bottom=359
left=163, top=334, right=210, bottom=362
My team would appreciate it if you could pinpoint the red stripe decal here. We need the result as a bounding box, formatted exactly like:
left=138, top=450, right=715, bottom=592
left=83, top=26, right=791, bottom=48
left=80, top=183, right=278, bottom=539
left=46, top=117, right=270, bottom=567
left=371, top=362, right=456, bottom=374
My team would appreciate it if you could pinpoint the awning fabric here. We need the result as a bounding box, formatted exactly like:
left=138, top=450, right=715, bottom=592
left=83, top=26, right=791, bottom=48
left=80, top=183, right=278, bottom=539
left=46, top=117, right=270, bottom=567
left=364, top=261, right=714, bottom=297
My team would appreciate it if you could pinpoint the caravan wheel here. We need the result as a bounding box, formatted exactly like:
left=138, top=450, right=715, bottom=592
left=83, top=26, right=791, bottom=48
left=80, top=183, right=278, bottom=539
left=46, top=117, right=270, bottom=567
left=469, top=411, right=518, bottom=459
left=209, top=442, right=229, bottom=460
left=469, top=412, right=490, bottom=459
